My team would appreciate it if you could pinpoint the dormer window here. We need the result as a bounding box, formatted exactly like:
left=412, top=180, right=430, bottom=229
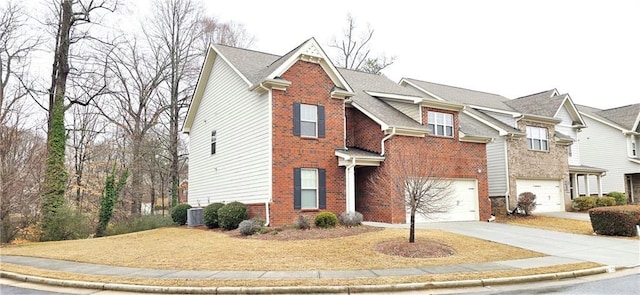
left=428, top=112, right=454, bottom=137
left=526, top=126, right=548, bottom=151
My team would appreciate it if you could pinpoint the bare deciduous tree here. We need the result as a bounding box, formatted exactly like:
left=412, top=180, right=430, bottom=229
left=369, top=153, right=454, bottom=243
left=98, top=37, right=168, bottom=215
left=329, top=13, right=395, bottom=74
left=200, top=16, right=255, bottom=49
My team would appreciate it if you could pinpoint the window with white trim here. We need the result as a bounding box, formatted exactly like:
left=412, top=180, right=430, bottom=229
left=427, top=112, right=454, bottom=137
left=526, top=126, right=548, bottom=151
left=300, top=104, right=317, bottom=137
left=211, top=130, right=217, bottom=155
left=632, top=142, right=637, bottom=157
left=300, top=169, right=318, bottom=209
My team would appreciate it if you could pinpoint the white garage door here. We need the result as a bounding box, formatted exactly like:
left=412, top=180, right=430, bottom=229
left=409, top=179, right=479, bottom=223
left=516, top=179, right=563, bottom=212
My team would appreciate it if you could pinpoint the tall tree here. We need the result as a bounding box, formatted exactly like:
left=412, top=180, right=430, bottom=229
left=98, top=37, right=168, bottom=214
left=368, top=153, right=454, bottom=243
left=41, top=0, right=116, bottom=241
left=146, top=0, right=204, bottom=208
left=329, top=13, right=395, bottom=74
left=200, top=16, right=255, bottom=49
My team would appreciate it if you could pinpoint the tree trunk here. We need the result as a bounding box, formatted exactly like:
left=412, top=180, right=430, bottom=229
left=409, top=211, right=415, bottom=243
left=130, top=138, right=143, bottom=215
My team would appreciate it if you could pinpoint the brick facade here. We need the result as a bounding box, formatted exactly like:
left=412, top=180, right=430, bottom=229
left=506, top=120, right=570, bottom=210
left=269, top=61, right=346, bottom=226
left=353, top=108, right=491, bottom=223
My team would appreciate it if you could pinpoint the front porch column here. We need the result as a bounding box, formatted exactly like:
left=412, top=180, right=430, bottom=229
left=597, top=175, right=603, bottom=197
left=345, top=165, right=356, bottom=213
left=584, top=175, right=591, bottom=196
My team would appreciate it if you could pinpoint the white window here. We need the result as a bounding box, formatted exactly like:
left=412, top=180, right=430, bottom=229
left=427, top=112, right=454, bottom=137
left=300, top=104, right=317, bottom=137
left=632, top=142, right=637, bottom=157
left=526, top=126, right=548, bottom=151
left=300, top=169, right=318, bottom=209
left=211, top=130, right=217, bottom=155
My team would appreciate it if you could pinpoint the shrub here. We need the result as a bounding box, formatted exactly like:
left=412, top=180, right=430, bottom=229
left=217, top=201, right=248, bottom=230
left=106, top=215, right=174, bottom=236
left=607, top=192, right=627, bottom=206
left=516, top=192, right=536, bottom=216
left=293, top=215, right=311, bottom=230
left=572, top=196, right=597, bottom=211
left=170, top=203, right=192, bottom=225
left=314, top=212, right=338, bottom=228
left=238, top=219, right=263, bottom=236
left=589, top=205, right=640, bottom=236
left=339, top=211, right=363, bottom=227
left=203, top=202, right=225, bottom=228
left=40, top=205, right=92, bottom=241
left=595, top=196, right=617, bottom=207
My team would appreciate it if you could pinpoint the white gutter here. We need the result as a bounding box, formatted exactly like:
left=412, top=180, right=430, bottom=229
left=346, top=157, right=357, bottom=213
left=264, top=201, right=270, bottom=226
left=380, top=127, right=397, bottom=156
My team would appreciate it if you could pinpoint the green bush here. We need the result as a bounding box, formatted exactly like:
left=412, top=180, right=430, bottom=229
left=314, top=212, right=338, bottom=228
left=106, top=215, right=175, bottom=236
left=217, top=202, right=248, bottom=230
left=40, top=205, right=92, bottom=241
left=607, top=192, right=627, bottom=205
left=203, top=202, right=225, bottom=228
left=595, top=196, right=617, bottom=207
left=293, top=215, right=311, bottom=230
left=516, top=192, right=536, bottom=215
left=589, top=205, right=640, bottom=236
left=339, top=211, right=363, bottom=227
left=572, top=196, right=597, bottom=211
left=238, top=219, right=263, bottom=236
left=170, top=203, right=192, bottom=225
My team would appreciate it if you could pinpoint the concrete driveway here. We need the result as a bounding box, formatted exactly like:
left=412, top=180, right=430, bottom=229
left=365, top=221, right=640, bottom=268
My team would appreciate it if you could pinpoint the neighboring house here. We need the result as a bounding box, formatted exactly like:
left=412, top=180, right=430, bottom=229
left=400, top=80, right=605, bottom=213
left=577, top=104, right=640, bottom=203
left=178, top=180, right=188, bottom=203
left=184, top=38, right=493, bottom=226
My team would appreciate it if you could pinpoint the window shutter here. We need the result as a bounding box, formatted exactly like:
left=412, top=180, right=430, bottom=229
left=317, top=105, right=325, bottom=138
left=293, top=103, right=301, bottom=136
left=318, top=168, right=326, bottom=209
left=293, top=168, right=301, bottom=209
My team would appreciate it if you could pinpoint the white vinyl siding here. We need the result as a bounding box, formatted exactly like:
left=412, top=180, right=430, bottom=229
left=486, top=137, right=508, bottom=196
left=556, top=106, right=581, bottom=165
left=188, top=55, right=271, bottom=206
left=387, top=101, right=421, bottom=122
left=578, top=116, right=640, bottom=193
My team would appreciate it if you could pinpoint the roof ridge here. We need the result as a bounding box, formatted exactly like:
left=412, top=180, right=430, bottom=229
left=215, top=43, right=282, bottom=58
left=599, top=103, right=640, bottom=112
left=512, top=89, right=556, bottom=100
left=403, top=78, right=506, bottom=98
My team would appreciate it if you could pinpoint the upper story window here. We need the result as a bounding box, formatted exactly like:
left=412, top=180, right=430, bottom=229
left=293, top=103, right=325, bottom=138
left=428, top=112, right=454, bottom=137
left=632, top=142, right=637, bottom=157
left=211, top=130, right=217, bottom=155
left=526, top=126, right=548, bottom=151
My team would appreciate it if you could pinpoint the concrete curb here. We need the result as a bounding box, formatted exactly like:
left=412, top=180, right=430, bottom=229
left=0, top=266, right=620, bottom=294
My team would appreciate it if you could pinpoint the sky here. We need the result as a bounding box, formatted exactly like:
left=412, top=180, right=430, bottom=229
left=193, top=0, right=638, bottom=110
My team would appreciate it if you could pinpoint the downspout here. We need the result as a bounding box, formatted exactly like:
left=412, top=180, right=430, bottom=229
left=504, top=134, right=512, bottom=213
left=260, top=81, right=270, bottom=226
left=264, top=201, right=270, bottom=226
left=380, top=127, right=397, bottom=156
left=346, top=157, right=356, bottom=213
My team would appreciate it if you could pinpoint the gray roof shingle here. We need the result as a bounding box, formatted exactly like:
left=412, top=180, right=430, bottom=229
left=578, top=103, right=640, bottom=131
left=505, top=90, right=564, bottom=117
left=459, top=112, right=500, bottom=138
left=215, top=44, right=280, bottom=84
left=402, top=78, right=514, bottom=111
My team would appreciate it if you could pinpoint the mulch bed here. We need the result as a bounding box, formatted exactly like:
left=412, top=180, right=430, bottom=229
left=374, top=240, right=456, bottom=258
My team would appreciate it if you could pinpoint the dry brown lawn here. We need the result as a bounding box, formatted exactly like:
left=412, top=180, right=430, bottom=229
left=498, top=215, right=594, bottom=235
left=1, top=226, right=544, bottom=271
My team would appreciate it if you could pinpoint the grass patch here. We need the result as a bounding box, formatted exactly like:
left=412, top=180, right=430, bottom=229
left=1, top=227, right=544, bottom=271
left=498, top=215, right=594, bottom=235
left=0, top=262, right=602, bottom=288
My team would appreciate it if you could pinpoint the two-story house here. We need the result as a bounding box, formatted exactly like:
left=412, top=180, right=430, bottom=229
left=184, top=38, right=493, bottom=225
left=400, top=79, right=605, bottom=214
left=577, top=104, right=640, bottom=203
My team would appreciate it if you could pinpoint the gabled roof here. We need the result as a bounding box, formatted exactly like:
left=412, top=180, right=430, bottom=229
left=458, top=112, right=500, bottom=139
left=578, top=103, right=640, bottom=132
left=339, top=69, right=427, bottom=131
left=464, top=108, right=524, bottom=136
left=400, top=78, right=514, bottom=112
left=505, top=89, right=562, bottom=118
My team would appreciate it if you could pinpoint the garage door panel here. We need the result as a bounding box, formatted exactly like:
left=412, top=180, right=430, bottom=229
left=516, top=179, right=563, bottom=213
left=410, top=179, right=479, bottom=223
